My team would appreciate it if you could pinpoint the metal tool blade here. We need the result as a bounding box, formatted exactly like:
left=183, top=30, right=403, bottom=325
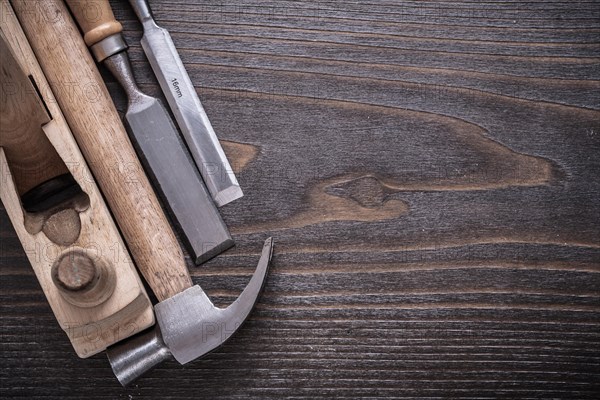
left=104, top=51, right=233, bottom=264
left=133, top=5, right=242, bottom=207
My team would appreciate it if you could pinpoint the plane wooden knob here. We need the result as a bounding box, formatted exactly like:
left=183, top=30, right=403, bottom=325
left=52, top=249, right=116, bottom=308
left=54, top=251, right=97, bottom=290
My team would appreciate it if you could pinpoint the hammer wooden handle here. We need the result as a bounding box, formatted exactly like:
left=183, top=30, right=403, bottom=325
left=11, top=0, right=192, bottom=302
left=64, top=0, right=122, bottom=46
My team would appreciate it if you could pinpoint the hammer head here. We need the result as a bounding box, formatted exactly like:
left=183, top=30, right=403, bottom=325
left=107, top=238, right=273, bottom=385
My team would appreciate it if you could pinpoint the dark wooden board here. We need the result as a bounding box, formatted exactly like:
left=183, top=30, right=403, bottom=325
left=1, top=1, right=599, bottom=398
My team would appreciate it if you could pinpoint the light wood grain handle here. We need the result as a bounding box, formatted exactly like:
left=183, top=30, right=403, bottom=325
left=12, top=0, right=192, bottom=302
left=64, top=0, right=122, bottom=46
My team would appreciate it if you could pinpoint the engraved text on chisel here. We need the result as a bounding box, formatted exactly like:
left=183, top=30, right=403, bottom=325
left=171, top=78, right=182, bottom=98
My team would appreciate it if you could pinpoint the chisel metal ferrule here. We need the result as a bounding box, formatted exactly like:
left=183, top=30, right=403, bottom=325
left=90, top=33, right=128, bottom=62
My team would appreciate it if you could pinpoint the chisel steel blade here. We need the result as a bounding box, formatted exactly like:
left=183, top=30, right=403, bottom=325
left=104, top=51, right=233, bottom=264
left=130, top=0, right=242, bottom=207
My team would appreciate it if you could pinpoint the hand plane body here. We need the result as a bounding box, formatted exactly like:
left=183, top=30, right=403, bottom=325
left=0, top=0, right=154, bottom=358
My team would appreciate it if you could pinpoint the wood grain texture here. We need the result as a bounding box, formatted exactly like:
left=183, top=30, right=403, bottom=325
left=1, top=0, right=599, bottom=398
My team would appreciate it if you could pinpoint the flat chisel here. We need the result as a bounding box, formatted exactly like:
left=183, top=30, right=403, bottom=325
left=128, top=0, right=243, bottom=207
left=64, top=0, right=233, bottom=264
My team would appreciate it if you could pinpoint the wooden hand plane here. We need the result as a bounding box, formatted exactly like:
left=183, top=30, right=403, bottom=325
left=0, top=0, right=154, bottom=358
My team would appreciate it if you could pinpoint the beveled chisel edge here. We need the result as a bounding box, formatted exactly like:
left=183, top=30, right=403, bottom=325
left=214, top=185, right=244, bottom=208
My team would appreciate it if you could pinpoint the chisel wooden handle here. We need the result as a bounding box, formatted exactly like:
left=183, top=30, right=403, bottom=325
left=65, top=0, right=122, bottom=46
left=12, top=0, right=192, bottom=302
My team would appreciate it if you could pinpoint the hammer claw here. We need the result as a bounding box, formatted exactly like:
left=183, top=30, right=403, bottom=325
left=221, top=237, right=273, bottom=329
left=158, top=237, right=273, bottom=364
left=107, top=238, right=274, bottom=386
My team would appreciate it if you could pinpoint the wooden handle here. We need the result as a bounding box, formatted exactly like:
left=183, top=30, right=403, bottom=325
left=12, top=0, right=192, bottom=302
left=64, top=0, right=122, bottom=46
left=0, top=33, right=68, bottom=195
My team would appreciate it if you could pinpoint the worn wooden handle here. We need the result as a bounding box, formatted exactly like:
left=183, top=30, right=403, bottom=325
left=12, top=0, right=192, bottom=302
left=64, top=0, right=122, bottom=46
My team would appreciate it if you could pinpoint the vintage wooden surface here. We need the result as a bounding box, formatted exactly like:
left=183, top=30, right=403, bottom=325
left=1, top=1, right=599, bottom=398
